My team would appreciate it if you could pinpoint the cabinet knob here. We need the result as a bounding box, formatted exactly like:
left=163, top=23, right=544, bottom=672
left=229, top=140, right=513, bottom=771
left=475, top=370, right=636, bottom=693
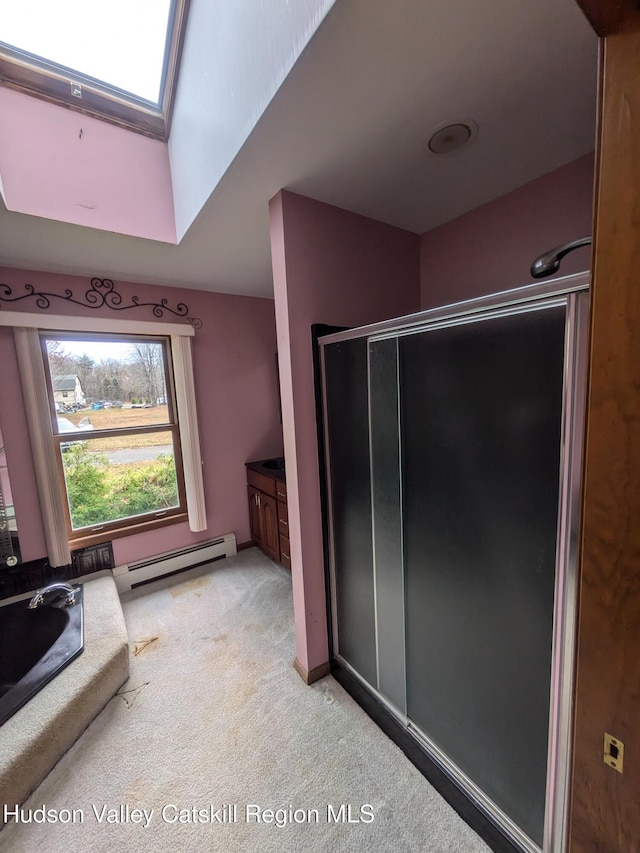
left=280, top=519, right=288, bottom=527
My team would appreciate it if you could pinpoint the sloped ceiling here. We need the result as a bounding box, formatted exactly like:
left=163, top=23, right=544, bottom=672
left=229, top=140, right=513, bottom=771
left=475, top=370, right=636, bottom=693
left=0, top=0, right=597, bottom=297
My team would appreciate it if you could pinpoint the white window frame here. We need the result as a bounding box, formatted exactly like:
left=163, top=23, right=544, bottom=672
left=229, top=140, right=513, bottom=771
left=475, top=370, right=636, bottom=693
left=3, top=313, right=206, bottom=566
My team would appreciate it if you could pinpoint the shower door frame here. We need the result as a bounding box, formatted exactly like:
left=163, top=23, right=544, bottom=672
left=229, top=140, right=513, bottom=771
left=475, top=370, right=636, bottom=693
left=319, top=271, right=590, bottom=853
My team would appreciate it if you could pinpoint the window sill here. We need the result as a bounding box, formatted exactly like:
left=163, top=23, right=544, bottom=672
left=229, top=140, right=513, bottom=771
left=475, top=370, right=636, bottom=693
left=69, top=512, right=189, bottom=551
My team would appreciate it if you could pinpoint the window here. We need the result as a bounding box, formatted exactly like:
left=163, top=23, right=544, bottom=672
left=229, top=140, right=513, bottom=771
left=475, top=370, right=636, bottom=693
left=6, top=315, right=206, bottom=567
left=41, top=333, right=187, bottom=547
left=0, top=0, right=190, bottom=139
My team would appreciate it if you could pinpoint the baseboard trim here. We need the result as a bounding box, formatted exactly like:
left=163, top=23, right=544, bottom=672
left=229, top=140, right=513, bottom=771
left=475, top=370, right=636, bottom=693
left=237, top=540, right=255, bottom=551
left=293, top=657, right=331, bottom=685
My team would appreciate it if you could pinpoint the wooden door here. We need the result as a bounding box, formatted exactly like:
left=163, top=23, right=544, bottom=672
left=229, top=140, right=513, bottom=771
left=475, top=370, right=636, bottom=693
left=569, top=4, right=640, bottom=851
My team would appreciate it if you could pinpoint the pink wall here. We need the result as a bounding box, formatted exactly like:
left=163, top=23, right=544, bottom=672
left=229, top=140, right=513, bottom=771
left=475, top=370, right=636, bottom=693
left=0, top=89, right=176, bottom=243
left=420, top=154, right=594, bottom=308
left=0, top=266, right=283, bottom=564
left=270, top=190, right=420, bottom=675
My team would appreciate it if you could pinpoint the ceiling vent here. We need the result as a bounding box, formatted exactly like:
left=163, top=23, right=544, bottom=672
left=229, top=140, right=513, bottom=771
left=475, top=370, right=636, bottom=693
left=427, top=121, right=478, bottom=155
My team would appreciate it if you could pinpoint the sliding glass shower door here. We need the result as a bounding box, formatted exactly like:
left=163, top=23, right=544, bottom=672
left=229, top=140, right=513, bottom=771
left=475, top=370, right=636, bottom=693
left=400, top=305, right=566, bottom=846
left=323, top=338, right=376, bottom=687
left=320, top=277, right=589, bottom=853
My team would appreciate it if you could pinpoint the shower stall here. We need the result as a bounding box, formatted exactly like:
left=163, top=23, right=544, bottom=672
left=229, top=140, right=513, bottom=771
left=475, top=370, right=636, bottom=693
left=318, top=272, right=589, bottom=853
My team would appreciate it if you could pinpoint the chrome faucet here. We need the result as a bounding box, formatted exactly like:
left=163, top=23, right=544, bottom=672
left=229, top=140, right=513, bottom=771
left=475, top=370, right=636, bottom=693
left=28, top=582, right=77, bottom=609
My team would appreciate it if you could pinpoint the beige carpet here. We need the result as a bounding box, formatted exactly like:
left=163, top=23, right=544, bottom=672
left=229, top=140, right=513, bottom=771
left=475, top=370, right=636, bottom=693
left=1, top=548, right=491, bottom=853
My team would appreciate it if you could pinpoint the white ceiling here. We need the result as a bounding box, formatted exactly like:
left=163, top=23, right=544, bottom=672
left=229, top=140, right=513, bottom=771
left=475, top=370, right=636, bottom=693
left=0, top=0, right=598, bottom=298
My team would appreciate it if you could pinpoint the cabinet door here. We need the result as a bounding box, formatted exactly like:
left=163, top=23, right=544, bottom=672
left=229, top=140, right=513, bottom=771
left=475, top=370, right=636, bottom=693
left=260, top=493, right=280, bottom=561
left=248, top=486, right=262, bottom=545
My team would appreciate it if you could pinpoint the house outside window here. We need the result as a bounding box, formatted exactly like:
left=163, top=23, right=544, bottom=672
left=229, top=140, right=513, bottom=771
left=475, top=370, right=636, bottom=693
left=53, top=373, right=86, bottom=410
left=41, top=332, right=187, bottom=548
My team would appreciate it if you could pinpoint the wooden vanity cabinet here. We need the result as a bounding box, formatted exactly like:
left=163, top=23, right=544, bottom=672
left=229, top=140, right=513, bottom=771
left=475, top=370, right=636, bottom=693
left=246, top=464, right=289, bottom=568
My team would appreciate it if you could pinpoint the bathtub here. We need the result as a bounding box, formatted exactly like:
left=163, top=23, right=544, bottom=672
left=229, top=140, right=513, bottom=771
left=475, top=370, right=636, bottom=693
left=0, top=587, right=84, bottom=727
left=0, top=576, right=128, bottom=823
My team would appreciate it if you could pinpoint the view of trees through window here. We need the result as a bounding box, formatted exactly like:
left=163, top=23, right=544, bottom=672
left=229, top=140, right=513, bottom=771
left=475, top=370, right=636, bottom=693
left=42, top=335, right=184, bottom=536
left=47, top=338, right=167, bottom=409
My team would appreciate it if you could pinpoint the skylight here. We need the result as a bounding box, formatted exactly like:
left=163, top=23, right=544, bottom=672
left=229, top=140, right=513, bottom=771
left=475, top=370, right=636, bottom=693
left=1, top=0, right=171, bottom=103
left=0, top=0, right=189, bottom=138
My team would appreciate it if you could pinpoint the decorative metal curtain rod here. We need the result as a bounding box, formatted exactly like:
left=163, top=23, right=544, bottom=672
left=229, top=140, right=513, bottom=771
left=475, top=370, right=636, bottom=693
left=0, top=278, right=202, bottom=329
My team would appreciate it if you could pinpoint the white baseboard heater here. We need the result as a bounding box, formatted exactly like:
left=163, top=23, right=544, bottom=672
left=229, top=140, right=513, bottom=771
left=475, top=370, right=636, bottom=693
left=113, top=533, right=237, bottom=593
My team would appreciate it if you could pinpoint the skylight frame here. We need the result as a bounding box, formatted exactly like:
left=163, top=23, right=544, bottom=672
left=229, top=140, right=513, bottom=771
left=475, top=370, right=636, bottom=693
left=0, top=0, right=190, bottom=140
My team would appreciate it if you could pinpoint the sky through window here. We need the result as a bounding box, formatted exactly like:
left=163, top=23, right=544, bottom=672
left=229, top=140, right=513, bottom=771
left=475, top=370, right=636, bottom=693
left=0, top=0, right=172, bottom=103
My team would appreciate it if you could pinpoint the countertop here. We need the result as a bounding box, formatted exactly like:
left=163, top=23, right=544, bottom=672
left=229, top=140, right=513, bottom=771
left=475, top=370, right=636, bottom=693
left=245, top=457, right=286, bottom=483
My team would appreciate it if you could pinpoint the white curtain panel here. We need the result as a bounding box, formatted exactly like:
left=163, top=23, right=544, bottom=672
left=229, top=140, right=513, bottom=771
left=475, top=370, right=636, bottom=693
left=14, top=326, right=72, bottom=567
left=171, top=334, right=207, bottom=532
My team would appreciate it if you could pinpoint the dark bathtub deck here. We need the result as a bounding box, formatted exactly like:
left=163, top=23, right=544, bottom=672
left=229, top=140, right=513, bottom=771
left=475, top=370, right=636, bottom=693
left=0, top=589, right=84, bottom=726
